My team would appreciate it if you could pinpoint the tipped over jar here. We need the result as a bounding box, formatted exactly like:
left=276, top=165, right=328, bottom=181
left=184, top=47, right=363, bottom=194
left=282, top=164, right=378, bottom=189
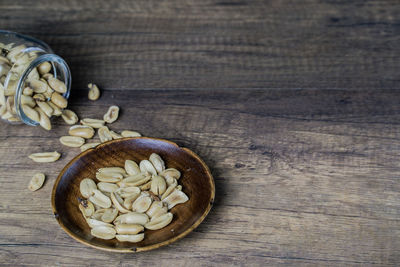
left=0, top=30, right=71, bottom=130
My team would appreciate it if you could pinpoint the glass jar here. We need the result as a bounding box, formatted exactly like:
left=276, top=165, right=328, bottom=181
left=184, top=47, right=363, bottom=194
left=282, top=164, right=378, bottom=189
left=0, top=30, right=71, bottom=126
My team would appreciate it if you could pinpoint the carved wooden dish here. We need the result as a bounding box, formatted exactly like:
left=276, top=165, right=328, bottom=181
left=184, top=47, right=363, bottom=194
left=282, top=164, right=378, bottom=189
left=51, top=137, right=215, bottom=252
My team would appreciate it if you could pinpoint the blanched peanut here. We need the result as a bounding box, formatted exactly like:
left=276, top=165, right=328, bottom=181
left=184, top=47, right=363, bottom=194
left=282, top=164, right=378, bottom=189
left=37, top=62, right=51, bottom=75
left=88, top=83, right=100, bottom=101
left=51, top=92, right=67, bottom=108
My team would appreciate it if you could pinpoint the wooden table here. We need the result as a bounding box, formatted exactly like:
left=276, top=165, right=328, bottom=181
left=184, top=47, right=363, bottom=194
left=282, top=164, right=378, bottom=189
left=1, top=0, right=400, bottom=266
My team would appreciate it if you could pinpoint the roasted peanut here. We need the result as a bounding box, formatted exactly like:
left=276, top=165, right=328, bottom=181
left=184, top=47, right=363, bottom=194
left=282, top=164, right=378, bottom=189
left=88, top=83, right=100, bottom=101
left=61, top=109, right=78, bottom=124
left=103, top=105, right=119, bottom=123
left=69, top=125, right=95, bottom=139
left=28, top=173, right=46, bottom=191
left=28, top=151, right=60, bottom=162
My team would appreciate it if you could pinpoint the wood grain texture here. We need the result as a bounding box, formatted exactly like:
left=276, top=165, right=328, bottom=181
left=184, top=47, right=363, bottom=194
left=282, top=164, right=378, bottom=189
left=0, top=0, right=399, bottom=90
left=1, top=89, right=400, bottom=266
left=1, top=0, right=400, bottom=266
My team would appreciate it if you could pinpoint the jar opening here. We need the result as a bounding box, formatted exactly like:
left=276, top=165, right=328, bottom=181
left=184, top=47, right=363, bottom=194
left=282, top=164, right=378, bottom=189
left=15, top=53, right=71, bottom=126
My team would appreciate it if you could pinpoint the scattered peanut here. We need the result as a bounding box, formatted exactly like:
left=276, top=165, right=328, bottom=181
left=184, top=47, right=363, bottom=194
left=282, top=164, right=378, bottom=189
left=69, top=125, right=95, bottom=139
left=61, top=109, right=78, bottom=125
left=81, top=118, right=105, bottom=128
left=60, top=136, right=85, bottom=147
left=88, top=83, right=100, bottom=101
left=28, top=173, right=46, bottom=191
left=121, top=130, right=142, bottom=138
left=103, top=105, right=119, bottom=123
left=28, top=151, right=61, bottom=163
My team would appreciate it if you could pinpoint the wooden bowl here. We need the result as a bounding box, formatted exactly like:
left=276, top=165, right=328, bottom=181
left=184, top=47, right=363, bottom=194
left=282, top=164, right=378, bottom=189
left=51, top=137, right=215, bottom=252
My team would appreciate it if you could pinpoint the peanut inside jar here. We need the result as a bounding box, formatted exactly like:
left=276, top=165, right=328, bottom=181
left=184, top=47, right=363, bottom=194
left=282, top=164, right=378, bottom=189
left=0, top=33, right=71, bottom=129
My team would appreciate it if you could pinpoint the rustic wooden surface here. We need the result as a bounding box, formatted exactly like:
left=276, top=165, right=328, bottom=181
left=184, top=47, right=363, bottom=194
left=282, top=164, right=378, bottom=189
left=1, top=0, right=400, bottom=266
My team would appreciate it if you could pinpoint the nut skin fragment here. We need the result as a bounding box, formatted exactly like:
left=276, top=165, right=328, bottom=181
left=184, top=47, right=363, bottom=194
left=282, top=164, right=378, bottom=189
left=103, top=105, right=119, bottom=123
left=79, top=178, right=97, bottom=198
left=48, top=77, right=66, bottom=93
left=69, top=125, right=95, bottom=139
left=115, top=234, right=144, bottom=243
left=121, top=130, right=142, bottom=138
left=78, top=198, right=95, bottom=217
left=144, top=213, right=173, bottom=230
left=51, top=92, right=68, bottom=108
left=28, top=151, right=60, bottom=163
left=59, top=136, right=85, bottom=147
left=88, top=83, right=100, bottom=101
left=28, top=173, right=45, bottom=191
left=61, top=109, right=78, bottom=124
left=139, top=160, right=157, bottom=176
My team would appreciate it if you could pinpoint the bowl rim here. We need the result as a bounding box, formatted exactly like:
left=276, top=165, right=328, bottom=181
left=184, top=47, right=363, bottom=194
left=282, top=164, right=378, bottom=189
left=51, top=136, right=215, bottom=253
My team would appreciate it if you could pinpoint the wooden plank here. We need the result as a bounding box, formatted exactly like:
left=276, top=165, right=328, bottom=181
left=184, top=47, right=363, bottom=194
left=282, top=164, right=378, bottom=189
left=0, top=89, right=400, bottom=266
left=0, top=0, right=399, bottom=90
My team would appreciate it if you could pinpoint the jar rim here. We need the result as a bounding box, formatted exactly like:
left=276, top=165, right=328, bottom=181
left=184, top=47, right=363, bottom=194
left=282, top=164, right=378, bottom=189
left=0, top=30, right=52, bottom=53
